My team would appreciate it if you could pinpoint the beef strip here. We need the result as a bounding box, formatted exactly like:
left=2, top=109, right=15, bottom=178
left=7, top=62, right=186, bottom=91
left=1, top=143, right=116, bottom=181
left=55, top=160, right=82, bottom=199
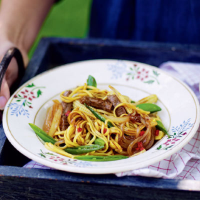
left=60, top=90, right=72, bottom=131
left=107, top=95, right=127, bottom=117
left=129, top=113, right=141, bottom=123
left=80, top=96, right=112, bottom=112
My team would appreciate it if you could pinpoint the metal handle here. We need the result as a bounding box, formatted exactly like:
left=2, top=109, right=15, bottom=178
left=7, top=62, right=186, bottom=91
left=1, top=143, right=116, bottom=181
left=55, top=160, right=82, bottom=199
left=0, top=47, right=25, bottom=92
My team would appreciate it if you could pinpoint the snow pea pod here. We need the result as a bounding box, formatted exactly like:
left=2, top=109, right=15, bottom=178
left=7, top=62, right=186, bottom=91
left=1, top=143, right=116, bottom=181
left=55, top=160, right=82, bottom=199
left=85, top=104, right=114, bottom=128
left=156, top=120, right=170, bottom=138
left=87, top=75, right=97, bottom=88
left=94, top=138, right=105, bottom=146
left=75, top=155, right=128, bottom=162
left=136, top=103, right=161, bottom=113
left=29, top=123, right=105, bottom=154
left=29, top=123, right=56, bottom=144
left=64, top=144, right=104, bottom=155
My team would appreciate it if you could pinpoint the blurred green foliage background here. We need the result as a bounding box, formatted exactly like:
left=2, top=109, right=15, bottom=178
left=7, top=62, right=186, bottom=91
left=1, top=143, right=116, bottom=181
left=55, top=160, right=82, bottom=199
left=29, top=0, right=92, bottom=58
left=0, top=0, right=92, bottom=58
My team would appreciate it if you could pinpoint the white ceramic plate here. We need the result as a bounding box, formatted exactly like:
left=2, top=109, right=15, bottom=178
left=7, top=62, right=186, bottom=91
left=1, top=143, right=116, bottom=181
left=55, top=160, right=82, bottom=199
left=3, top=59, right=200, bottom=174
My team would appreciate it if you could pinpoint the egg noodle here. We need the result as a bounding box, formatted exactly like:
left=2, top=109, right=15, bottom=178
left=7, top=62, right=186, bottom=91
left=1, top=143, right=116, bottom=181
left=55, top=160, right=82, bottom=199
left=43, top=80, right=165, bottom=159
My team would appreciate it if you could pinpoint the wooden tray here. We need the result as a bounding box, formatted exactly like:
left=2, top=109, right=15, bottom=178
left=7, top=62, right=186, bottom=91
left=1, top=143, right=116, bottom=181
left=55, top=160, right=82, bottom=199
left=1, top=38, right=200, bottom=200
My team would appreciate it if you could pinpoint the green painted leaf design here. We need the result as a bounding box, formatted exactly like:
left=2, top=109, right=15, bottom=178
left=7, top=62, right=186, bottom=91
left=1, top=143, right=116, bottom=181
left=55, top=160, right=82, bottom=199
left=26, top=83, right=35, bottom=88
left=130, top=68, right=133, bottom=71
left=153, top=70, right=159, bottom=76
left=16, top=100, right=21, bottom=102
left=23, top=102, right=25, bottom=106
left=37, top=89, right=42, bottom=97
left=144, top=80, right=155, bottom=84
left=46, top=152, right=54, bottom=155
left=27, top=102, right=32, bottom=104
left=127, top=73, right=132, bottom=75
left=39, top=153, right=46, bottom=158
left=165, top=145, right=173, bottom=150
left=18, top=94, right=21, bottom=97
left=157, top=145, right=162, bottom=150
left=132, top=76, right=134, bottom=80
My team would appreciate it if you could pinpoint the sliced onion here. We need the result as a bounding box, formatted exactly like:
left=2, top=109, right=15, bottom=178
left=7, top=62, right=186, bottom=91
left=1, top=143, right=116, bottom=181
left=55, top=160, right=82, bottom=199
left=54, top=139, right=65, bottom=146
left=105, top=115, right=130, bottom=123
left=140, top=117, right=146, bottom=125
left=136, top=126, right=140, bottom=137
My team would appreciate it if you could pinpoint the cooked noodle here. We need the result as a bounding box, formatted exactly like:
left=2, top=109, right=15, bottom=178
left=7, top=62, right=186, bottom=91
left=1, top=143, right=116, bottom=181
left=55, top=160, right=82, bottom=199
left=42, top=79, right=163, bottom=159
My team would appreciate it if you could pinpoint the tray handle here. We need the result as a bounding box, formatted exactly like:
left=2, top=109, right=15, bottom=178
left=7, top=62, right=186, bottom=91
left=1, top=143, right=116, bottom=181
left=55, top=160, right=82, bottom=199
left=0, top=47, right=25, bottom=92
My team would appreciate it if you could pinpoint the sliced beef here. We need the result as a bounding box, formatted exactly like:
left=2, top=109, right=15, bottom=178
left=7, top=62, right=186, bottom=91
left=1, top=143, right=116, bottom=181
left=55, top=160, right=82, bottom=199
left=60, top=90, right=72, bottom=131
left=107, top=95, right=127, bottom=117
left=130, top=113, right=141, bottom=123
left=61, top=101, right=73, bottom=114
left=63, top=90, right=72, bottom=97
left=80, top=96, right=112, bottom=112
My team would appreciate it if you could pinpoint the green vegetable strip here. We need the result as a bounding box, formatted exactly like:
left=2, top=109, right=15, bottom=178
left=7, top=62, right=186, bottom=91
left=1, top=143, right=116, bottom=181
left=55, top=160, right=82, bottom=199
left=94, top=138, right=105, bottom=146
left=156, top=120, right=170, bottom=138
left=29, top=123, right=105, bottom=154
left=74, top=155, right=128, bottom=162
left=64, top=144, right=104, bottom=155
left=29, top=123, right=56, bottom=144
left=131, top=100, right=135, bottom=103
left=136, top=103, right=161, bottom=113
left=84, top=104, right=114, bottom=128
left=87, top=75, right=97, bottom=88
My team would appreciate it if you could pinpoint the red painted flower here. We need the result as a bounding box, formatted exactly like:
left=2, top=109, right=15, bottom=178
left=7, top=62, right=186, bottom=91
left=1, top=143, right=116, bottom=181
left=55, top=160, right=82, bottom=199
left=136, top=68, right=149, bottom=81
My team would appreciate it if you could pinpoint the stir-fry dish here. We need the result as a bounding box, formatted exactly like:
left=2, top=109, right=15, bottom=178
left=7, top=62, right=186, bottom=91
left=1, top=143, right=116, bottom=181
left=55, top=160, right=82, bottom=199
left=30, top=75, right=168, bottom=162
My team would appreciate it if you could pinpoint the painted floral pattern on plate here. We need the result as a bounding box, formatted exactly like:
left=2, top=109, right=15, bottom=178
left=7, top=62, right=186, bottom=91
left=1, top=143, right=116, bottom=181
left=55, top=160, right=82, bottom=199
left=157, top=118, right=194, bottom=150
left=8, top=83, right=45, bottom=118
left=108, top=60, right=160, bottom=84
left=39, top=150, right=96, bottom=168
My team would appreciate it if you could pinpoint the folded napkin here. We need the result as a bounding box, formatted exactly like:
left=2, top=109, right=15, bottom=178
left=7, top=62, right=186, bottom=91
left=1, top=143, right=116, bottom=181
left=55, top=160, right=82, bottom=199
left=24, top=61, right=200, bottom=180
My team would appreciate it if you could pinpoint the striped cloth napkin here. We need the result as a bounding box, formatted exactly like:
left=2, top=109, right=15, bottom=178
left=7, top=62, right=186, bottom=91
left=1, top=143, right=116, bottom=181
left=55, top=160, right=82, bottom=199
left=24, top=61, right=200, bottom=180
